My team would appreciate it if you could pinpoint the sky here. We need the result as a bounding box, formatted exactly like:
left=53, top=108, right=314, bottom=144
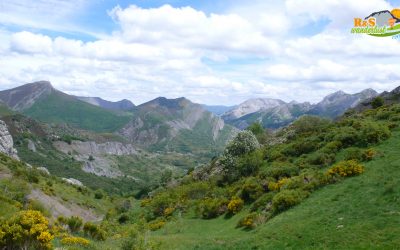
left=1, top=0, right=400, bottom=105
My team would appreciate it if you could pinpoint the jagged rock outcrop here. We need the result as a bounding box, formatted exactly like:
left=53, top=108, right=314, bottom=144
left=0, top=120, right=18, bottom=159
left=62, top=178, right=84, bottom=187
left=53, top=140, right=138, bottom=178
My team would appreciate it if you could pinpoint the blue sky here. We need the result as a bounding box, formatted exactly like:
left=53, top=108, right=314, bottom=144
left=1, top=0, right=400, bottom=105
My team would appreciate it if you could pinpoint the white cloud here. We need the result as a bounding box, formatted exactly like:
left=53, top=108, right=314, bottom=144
left=109, top=4, right=279, bottom=56
left=1, top=1, right=400, bottom=106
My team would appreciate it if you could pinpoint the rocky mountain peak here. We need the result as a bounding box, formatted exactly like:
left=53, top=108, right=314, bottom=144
left=0, top=81, right=54, bottom=111
left=358, top=88, right=378, bottom=98
left=222, top=98, right=285, bottom=121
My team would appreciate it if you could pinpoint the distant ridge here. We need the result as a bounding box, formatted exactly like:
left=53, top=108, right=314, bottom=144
left=76, top=96, right=135, bottom=111
left=221, top=89, right=378, bottom=129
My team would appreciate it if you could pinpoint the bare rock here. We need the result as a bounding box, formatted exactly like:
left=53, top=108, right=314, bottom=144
left=0, top=120, right=19, bottom=159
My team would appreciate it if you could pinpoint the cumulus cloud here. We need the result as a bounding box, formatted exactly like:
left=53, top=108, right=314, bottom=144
left=109, top=4, right=279, bottom=56
left=0, top=0, right=400, bottom=105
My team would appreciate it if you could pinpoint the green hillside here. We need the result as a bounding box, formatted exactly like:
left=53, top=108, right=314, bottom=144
left=23, top=91, right=131, bottom=132
left=124, top=103, right=400, bottom=249
left=150, top=129, right=400, bottom=249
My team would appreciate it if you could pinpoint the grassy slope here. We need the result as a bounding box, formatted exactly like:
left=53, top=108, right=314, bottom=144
left=150, top=129, right=400, bottom=249
left=23, top=92, right=131, bottom=133
left=0, top=154, right=114, bottom=220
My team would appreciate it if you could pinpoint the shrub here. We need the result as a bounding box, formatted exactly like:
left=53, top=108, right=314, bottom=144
left=306, top=151, right=335, bottom=167
left=66, top=216, right=83, bottom=233
left=247, top=122, right=269, bottom=144
left=272, top=189, right=309, bottom=213
left=26, top=200, right=50, bottom=217
left=196, top=198, right=227, bottom=219
left=268, top=178, right=289, bottom=191
left=321, top=141, right=342, bottom=154
left=237, top=213, right=266, bottom=229
left=327, top=160, right=364, bottom=177
left=251, top=193, right=275, bottom=212
left=0, top=210, right=54, bottom=249
left=145, top=192, right=177, bottom=217
left=332, top=126, right=360, bottom=147
left=358, top=121, right=390, bottom=146
left=227, top=197, right=244, bottom=214
left=260, top=162, right=299, bottom=179
left=291, top=116, right=331, bottom=135
left=224, top=131, right=260, bottom=157
left=371, top=97, right=384, bottom=109
left=283, top=137, right=320, bottom=157
left=94, top=190, right=104, bottom=199
left=163, top=207, right=175, bottom=217
left=83, top=222, right=106, bottom=241
left=61, top=236, right=90, bottom=246
left=237, top=150, right=264, bottom=176
left=238, top=177, right=264, bottom=202
left=343, top=147, right=363, bottom=161
left=118, top=214, right=130, bottom=224
left=363, top=148, right=377, bottom=161
left=148, top=219, right=166, bottom=231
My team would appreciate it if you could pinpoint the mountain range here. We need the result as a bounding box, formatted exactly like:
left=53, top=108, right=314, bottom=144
left=0, top=81, right=236, bottom=155
left=219, top=89, right=378, bottom=129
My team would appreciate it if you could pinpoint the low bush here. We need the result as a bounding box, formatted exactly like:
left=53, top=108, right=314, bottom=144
left=260, top=162, right=299, bottom=179
left=251, top=193, right=275, bottom=212
left=268, top=178, right=289, bottom=191
left=163, top=207, right=175, bottom=217
left=343, top=147, right=363, bottom=161
left=148, top=219, right=166, bottom=231
left=83, top=222, right=106, bottom=240
left=327, top=160, right=364, bottom=177
left=321, top=141, right=342, bottom=154
left=59, top=216, right=83, bottom=233
left=363, top=148, right=377, bottom=161
left=237, top=150, right=264, bottom=176
left=195, top=198, right=227, bottom=219
left=118, top=214, right=130, bottom=224
left=60, top=236, right=90, bottom=247
left=237, top=213, right=266, bottom=229
left=227, top=197, right=244, bottom=214
left=272, top=189, right=309, bottom=213
left=238, top=177, right=264, bottom=202
left=0, top=210, right=53, bottom=250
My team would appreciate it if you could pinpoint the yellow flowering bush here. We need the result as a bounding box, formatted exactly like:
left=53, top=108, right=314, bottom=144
left=363, top=148, right=377, bottom=161
left=61, top=236, right=90, bottom=246
left=163, top=207, right=175, bottom=217
left=327, top=160, right=364, bottom=177
left=227, top=197, right=244, bottom=214
left=268, top=178, right=289, bottom=191
left=0, top=210, right=54, bottom=249
left=140, top=198, right=152, bottom=207
left=237, top=213, right=265, bottom=229
left=148, top=220, right=166, bottom=231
